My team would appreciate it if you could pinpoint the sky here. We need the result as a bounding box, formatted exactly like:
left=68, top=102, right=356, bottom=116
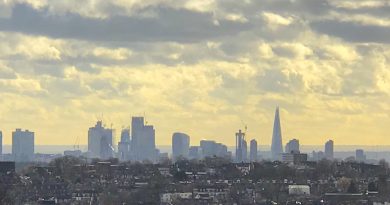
left=0, top=0, right=390, bottom=146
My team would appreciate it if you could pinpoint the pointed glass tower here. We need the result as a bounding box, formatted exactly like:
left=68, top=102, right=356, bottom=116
left=271, top=106, right=283, bottom=160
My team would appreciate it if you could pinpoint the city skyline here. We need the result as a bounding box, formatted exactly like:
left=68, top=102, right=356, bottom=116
left=1, top=1, right=390, bottom=146
left=1, top=1, right=390, bottom=204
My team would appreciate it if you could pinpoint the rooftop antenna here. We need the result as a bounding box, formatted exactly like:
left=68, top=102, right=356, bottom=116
left=144, top=111, right=148, bottom=125
left=240, top=119, right=247, bottom=137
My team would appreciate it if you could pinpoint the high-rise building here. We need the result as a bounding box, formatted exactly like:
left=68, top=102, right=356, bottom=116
left=12, top=129, right=34, bottom=162
left=189, top=146, right=202, bottom=160
left=200, top=140, right=216, bottom=158
left=325, top=140, right=334, bottom=160
left=88, top=121, right=114, bottom=159
left=356, top=149, right=366, bottom=162
left=172, top=132, right=190, bottom=161
left=216, top=142, right=229, bottom=158
left=235, top=129, right=247, bottom=162
left=118, top=128, right=131, bottom=161
left=271, top=107, right=283, bottom=161
left=131, top=117, right=156, bottom=162
left=200, top=140, right=228, bottom=158
left=312, top=151, right=325, bottom=161
left=250, top=139, right=258, bottom=162
left=285, top=139, right=300, bottom=154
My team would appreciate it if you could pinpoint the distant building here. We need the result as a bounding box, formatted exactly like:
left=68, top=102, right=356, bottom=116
left=158, top=152, right=169, bottom=162
left=285, top=139, right=300, bottom=154
left=118, top=128, right=131, bottom=161
left=189, top=146, right=202, bottom=160
left=271, top=107, right=283, bottom=161
left=282, top=153, right=308, bottom=164
left=325, top=140, right=334, bottom=160
left=172, top=132, right=190, bottom=161
left=64, top=150, right=82, bottom=157
left=215, top=142, right=228, bottom=158
left=88, top=121, right=114, bottom=159
left=356, top=149, right=366, bottom=162
left=312, top=151, right=325, bottom=161
left=12, top=129, right=34, bottom=162
left=200, top=140, right=228, bottom=158
left=235, top=130, right=247, bottom=162
left=200, top=140, right=216, bottom=157
left=131, top=117, right=156, bottom=162
left=249, top=139, right=257, bottom=162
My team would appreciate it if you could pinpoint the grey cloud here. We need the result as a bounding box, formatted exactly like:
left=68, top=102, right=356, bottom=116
left=217, top=0, right=331, bottom=17
left=0, top=67, right=17, bottom=79
left=0, top=3, right=251, bottom=43
left=257, top=69, right=305, bottom=93
left=334, top=4, right=390, bottom=19
left=311, top=20, right=390, bottom=43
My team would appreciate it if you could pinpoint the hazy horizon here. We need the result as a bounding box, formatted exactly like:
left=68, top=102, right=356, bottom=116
left=3, top=144, right=390, bottom=154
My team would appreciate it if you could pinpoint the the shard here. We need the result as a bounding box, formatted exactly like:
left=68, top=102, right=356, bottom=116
left=271, top=106, right=283, bottom=161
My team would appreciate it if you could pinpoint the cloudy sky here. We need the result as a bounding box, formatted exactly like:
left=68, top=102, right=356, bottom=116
left=1, top=0, right=390, bottom=146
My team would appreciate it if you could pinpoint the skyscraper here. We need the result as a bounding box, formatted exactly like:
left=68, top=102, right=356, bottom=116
left=88, top=121, right=114, bottom=159
left=172, top=132, right=190, bottom=161
left=12, top=129, right=34, bottom=162
left=285, top=139, right=300, bottom=154
left=356, top=149, right=366, bottom=162
left=325, top=140, right=334, bottom=160
left=118, top=128, right=131, bottom=161
left=235, top=129, right=247, bottom=162
left=189, top=146, right=202, bottom=160
left=200, top=140, right=228, bottom=158
left=250, top=139, right=258, bottom=162
left=271, top=107, right=283, bottom=161
left=131, top=117, right=156, bottom=162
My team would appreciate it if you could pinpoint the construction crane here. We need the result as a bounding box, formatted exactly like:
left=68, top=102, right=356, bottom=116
left=241, top=119, right=248, bottom=139
left=73, top=136, right=80, bottom=150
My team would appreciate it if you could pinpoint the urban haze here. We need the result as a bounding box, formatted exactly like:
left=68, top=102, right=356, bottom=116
left=1, top=0, right=390, bottom=204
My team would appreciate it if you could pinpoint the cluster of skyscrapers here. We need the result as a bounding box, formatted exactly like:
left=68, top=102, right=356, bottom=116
left=235, top=129, right=258, bottom=162
left=5, top=107, right=377, bottom=164
left=171, top=132, right=230, bottom=162
left=89, top=117, right=157, bottom=162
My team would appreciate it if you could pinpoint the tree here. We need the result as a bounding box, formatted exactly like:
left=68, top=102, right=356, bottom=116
left=347, top=180, right=358, bottom=193
left=337, top=177, right=351, bottom=193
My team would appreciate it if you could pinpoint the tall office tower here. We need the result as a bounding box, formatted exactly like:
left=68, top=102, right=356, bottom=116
left=189, top=146, right=202, bottom=160
left=242, top=140, right=248, bottom=162
left=356, top=149, right=366, bottom=162
left=271, top=107, right=283, bottom=161
left=200, top=140, right=229, bottom=158
left=235, top=129, right=247, bottom=162
left=172, top=132, right=190, bottom=161
left=118, top=128, right=131, bottom=161
left=285, top=139, right=300, bottom=154
left=12, top=129, right=34, bottom=162
left=250, top=139, right=258, bottom=162
left=216, top=143, right=229, bottom=158
left=324, top=140, right=334, bottom=160
left=88, top=121, right=114, bottom=159
left=131, top=117, right=156, bottom=162
left=200, top=140, right=216, bottom=158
